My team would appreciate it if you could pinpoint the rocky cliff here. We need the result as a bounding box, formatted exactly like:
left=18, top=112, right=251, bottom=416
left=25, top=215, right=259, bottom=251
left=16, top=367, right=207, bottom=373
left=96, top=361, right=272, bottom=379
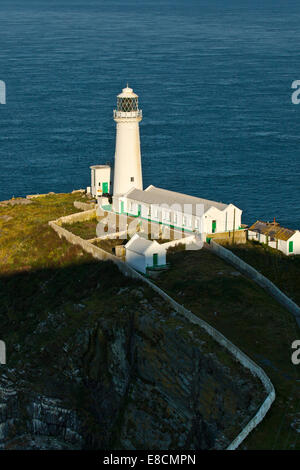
left=0, top=262, right=265, bottom=450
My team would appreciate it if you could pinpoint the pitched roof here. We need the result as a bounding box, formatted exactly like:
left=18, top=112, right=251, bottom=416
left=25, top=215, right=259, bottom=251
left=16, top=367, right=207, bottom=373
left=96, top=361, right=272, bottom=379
left=125, top=185, right=229, bottom=215
left=248, top=220, right=295, bottom=241
left=125, top=233, right=159, bottom=255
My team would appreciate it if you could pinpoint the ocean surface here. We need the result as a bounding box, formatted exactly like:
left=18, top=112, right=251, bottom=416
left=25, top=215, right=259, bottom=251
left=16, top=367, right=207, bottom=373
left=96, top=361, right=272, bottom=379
left=0, top=0, right=299, bottom=228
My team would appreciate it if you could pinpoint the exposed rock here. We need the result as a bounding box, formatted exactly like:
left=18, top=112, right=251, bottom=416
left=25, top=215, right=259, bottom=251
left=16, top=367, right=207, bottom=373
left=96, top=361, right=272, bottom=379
left=0, top=286, right=265, bottom=450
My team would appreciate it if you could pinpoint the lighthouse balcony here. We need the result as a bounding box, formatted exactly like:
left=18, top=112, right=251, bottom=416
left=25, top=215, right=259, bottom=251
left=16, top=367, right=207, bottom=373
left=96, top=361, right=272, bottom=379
left=113, top=110, right=142, bottom=119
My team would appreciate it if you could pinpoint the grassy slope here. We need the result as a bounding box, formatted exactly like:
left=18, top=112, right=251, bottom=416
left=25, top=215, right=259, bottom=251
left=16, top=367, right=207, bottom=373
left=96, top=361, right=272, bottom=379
left=2, top=195, right=295, bottom=449
left=227, top=240, right=300, bottom=306
left=0, top=193, right=90, bottom=274
left=155, top=248, right=300, bottom=450
left=0, top=193, right=143, bottom=404
left=0, top=194, right=265, bottom=449
left=62, top=218, right=100, bottom=240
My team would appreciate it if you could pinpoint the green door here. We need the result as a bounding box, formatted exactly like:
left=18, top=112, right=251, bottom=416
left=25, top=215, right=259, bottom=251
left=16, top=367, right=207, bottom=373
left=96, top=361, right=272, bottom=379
left=102, top=182, right=108, bottom=193
left=120, top=201, right=124, bottom=214
left=289, top=241, right=294, bottom=253
left=212, top=220, right=216, bottom=233
left=138, top=204, right=141, bottom=217
left=153, top=253, right=158, bottom=267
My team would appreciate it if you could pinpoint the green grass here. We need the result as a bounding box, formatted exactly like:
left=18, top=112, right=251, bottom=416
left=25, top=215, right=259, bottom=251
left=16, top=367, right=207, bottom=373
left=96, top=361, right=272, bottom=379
left=93, top=238, right=127, bottom=254
left=0, top=192, right=91, bottom=274
left=154, top=247, right=300, bottom=450
left=226, top=240, right=300, bottom=306
left=0, top=194, right=290, bottom=449
left=0, top=192, right=145, bottom=440
left=61, top=218, right=101, bottom=240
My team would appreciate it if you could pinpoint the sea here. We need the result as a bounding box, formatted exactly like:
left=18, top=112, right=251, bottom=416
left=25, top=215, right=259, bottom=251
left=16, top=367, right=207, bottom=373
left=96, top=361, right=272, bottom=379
left=0, top=0, right=299, bottom=228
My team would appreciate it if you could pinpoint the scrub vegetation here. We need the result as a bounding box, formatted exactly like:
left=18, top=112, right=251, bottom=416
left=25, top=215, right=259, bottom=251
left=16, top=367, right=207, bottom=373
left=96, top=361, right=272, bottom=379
left=155, top=248, right=300, bottom=450
left=0, top=192, right=264, bottom=450
left=61, top=218, right=101, bottom=240
left=225, top=240, right=300, bottom=306
left=0, top=192, right=91, bottom=274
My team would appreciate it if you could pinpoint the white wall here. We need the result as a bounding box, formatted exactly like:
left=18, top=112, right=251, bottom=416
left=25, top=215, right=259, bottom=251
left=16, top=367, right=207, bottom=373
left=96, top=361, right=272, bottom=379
left=91, top=166, right=111, bottom=198
left=248, top=230, right=300, bottom=256
left=113, top=119, right=143, bottom=196
left=126, top=250, right=146, bottom=273
left=122, top=197, right=242, bottom=237
left=204, top=205, right=242, bottom=234
left=289, top=231, right=300, bottom=255
left=145, top=245, right=166, bottom=268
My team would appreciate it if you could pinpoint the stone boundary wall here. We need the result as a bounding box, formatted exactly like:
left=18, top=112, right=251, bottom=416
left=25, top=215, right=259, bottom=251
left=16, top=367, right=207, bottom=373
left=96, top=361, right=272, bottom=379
left=73, top=201, right=96, bottom=211
left=87, top=231, right=128, bottom=243
left=162, top=235, right=203, bottom=250
left=49, top=214, right=276, bottom=450
left=49, top=220, right=119, bottom=263
left=207, top=229, right=246, bottom=244
left=55, top=209, right=97, bottom=226
left=209, top=240, right=300, bottom=327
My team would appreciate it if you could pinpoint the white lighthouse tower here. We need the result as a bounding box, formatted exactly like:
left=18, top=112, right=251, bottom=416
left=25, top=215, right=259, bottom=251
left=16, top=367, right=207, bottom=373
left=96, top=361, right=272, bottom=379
left=113, top=85, right=143, bottom=196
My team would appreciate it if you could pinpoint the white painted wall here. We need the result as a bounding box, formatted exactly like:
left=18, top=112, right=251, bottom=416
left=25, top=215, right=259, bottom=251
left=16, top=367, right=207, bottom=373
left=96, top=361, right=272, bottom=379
left=126, top=249, right=146, bottom=273
left=248, top=229, right=300, bottom=256
left=90, top=166, right=111, bottom=198
left=125, top=236, right=167, bottom=273
left=145, top=245, right=166, bottom=269
left=289, top=231, right=300, bottom=255
left=204, top=205, right=242, bottom=234
left=114, top=195, right=241, bottom=238
left=113, top=118, right=143, bottom=196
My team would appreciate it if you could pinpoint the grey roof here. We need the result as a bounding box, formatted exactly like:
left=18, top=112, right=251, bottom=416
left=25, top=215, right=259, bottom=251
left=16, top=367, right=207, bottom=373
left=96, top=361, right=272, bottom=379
left=125, top=185, right=229, bottom=215
left=90, top=165, right=110, bottom=169
left=249, top=220, right=295, bottom=241
left=125, top=234, right=157, bottom=254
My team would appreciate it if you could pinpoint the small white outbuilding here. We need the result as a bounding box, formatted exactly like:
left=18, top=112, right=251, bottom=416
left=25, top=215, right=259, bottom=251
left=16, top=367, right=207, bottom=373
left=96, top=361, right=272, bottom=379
left=248, top=220, right=300, bottom=256
left=90, top=165, right=111, bottom=198
left=125, top=233, right=167, bottom=274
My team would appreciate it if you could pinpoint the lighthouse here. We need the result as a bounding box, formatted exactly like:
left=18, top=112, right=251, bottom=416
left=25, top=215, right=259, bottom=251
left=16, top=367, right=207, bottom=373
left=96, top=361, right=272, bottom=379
left=113, top=85, right=143, bottom=196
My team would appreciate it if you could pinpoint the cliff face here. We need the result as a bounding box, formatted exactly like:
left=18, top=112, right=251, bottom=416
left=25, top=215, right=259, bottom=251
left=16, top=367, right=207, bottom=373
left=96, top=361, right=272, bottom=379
left=0, top=270, right=265, bottom=450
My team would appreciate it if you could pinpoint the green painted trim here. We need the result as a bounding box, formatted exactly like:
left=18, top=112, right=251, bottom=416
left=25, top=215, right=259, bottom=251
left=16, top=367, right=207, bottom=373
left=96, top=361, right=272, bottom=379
left=123, top=211, right=139, bottom=218
left=102, top=204, right=112, bottom=211
left=139, top=216, right=194, bottom=233
left=146, top=264, right=169, bottom=269
left=100, top=207, right=194, bottom=233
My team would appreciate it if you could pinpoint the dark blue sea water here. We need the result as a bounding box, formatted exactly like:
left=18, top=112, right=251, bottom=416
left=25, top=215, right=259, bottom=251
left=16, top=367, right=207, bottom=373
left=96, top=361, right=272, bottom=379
left=0, top=0, right=299, bottom=228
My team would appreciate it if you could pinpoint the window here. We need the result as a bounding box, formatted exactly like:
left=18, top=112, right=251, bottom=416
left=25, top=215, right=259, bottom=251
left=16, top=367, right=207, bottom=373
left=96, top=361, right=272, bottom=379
left=99, top=182, right=101, bottom=186
left=195, top=218, right=199, bottom=229
left=130, top=177, right=134, bottom=182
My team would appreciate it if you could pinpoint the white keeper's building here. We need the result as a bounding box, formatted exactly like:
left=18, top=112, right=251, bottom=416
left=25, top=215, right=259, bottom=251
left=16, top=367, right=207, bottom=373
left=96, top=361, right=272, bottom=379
left=89, top=85, right=243, bottom=239
left=248, top=220, right=300, bottom=256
